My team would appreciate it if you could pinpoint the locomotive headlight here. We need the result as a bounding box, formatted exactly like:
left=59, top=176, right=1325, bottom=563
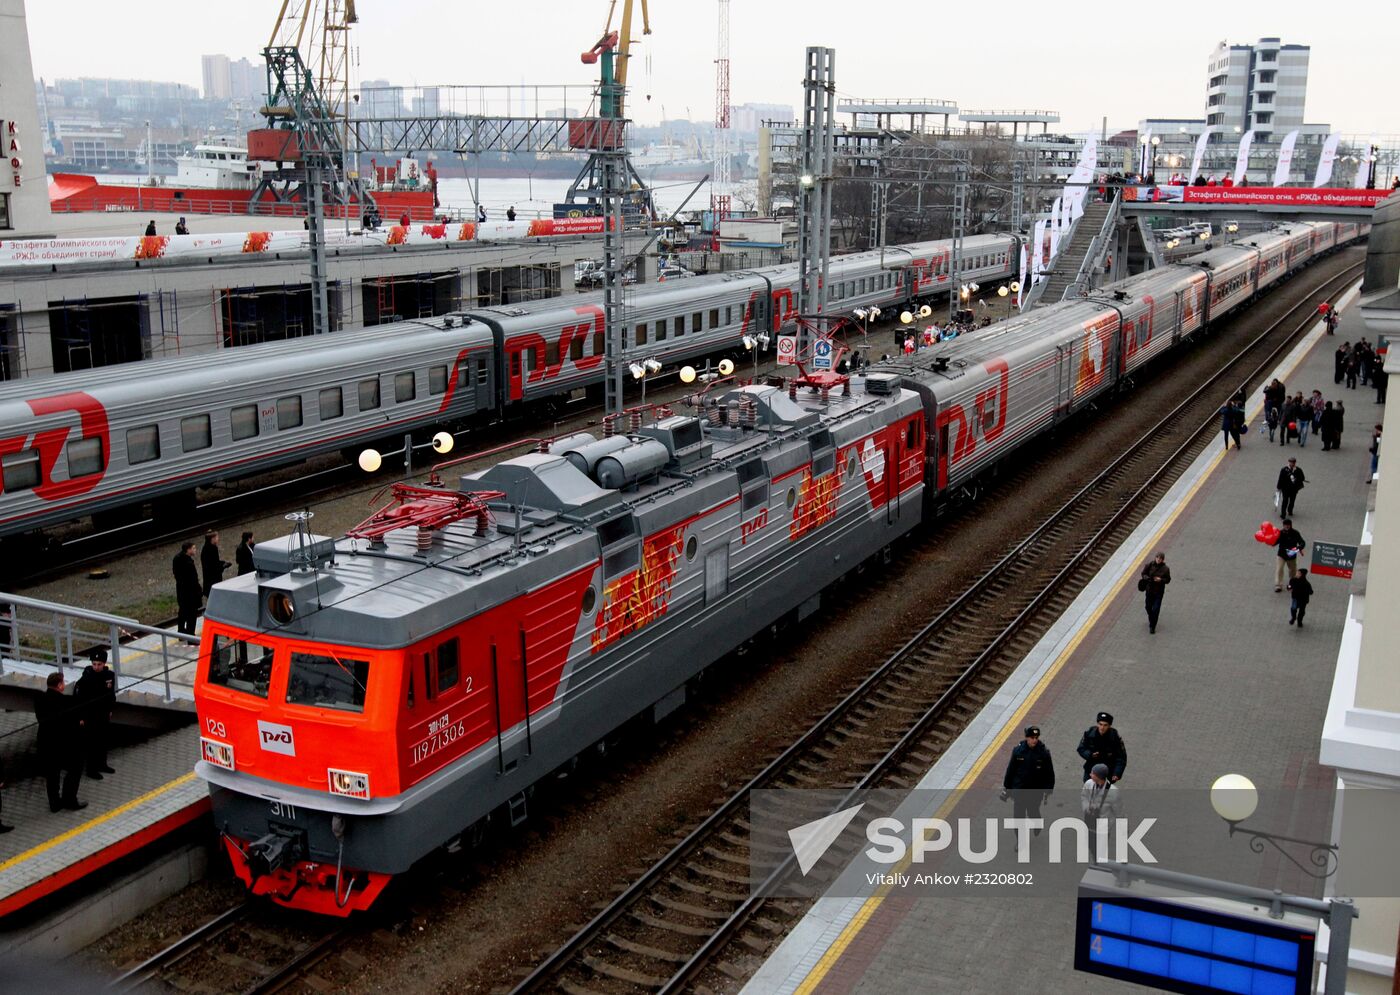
left=358, top=448, right=382, bottom=472
left=201, top=736, right=235, bottom=771
left=328, top=768, right=371, bottom=799
left=432, top=431, right=454, bottom=454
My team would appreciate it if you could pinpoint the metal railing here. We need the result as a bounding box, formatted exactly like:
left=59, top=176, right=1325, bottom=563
left=0, top=593, right=198, bottom=703
left=1063, top=196, right=1122, bottom=300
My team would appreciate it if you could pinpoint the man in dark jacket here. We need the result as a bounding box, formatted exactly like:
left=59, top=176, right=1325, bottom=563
left=1077, top=712, right=1127, bottom=783
left=1140, top=552, right=1171, bottom=633
left=1276, top=457, right=1306, bottom=517
left=74, top=648, right=117, bottom=778
left=1273, top=518, right=1306, bottom=592
left=35, top=672, right=86, bottom=812
left=1002, top=725, right=1055, bottom=826
left=201, top=531, right=230, bottom=598
left=173, top=541, right=202, bottom=635
left=1288, top=569, right=1314, bottom=627
left=1320, top=401, right=1342, bottom=451
left=236, top=531, right=256, bottom=576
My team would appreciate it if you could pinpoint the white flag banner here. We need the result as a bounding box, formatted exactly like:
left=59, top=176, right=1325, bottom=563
left=1353, top=132, right=1377, bottom=189
left=1050, top=197, right=1063, bottom=240
left=1049, top=220, right=1061, bottom=265
left=1189, top=129, right=1212, bottom=183
left=1232, top=130, right=1254, bottom=186
left=1017, top=245, right=1027, bottom=308
left=1032, top=220, right=1046, bottom=278
left=1313, top=134, right=1341, bottom=187
left=1070, top=190, right=1085, bottom=222
left=1070, top=136, right=1097, bottom=207
left=1272, top=130, right=1299, bottom=187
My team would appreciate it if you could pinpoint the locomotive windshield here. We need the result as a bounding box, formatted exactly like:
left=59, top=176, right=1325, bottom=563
left=207, top=634, right=274, bottom=698
left=287, top=652, right=371, bottom=712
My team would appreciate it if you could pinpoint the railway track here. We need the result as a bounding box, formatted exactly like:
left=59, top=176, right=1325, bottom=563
left=108, top=900, right=349, bottom=995
left=510, top=261, right=1364, bottom=995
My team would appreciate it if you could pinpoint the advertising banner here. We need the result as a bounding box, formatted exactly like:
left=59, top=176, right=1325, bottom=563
left=1189, top=129, right=1212, bottom=182
left=1179, top=186, right=1390, bottom=208
left=1313, top=134, right=1341, bottom=187
left=1231, top=130, right=1254, bottom=186
left=1272, top=130, right=1299, bottom=187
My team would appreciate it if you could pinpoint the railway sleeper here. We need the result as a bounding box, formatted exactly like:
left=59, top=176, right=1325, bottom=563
left=683, top=860, right=752, bottom=889
left=649, top=894, right=730, bottom=921
left=580, top=954, right=669, bottom=988
left=668, top=874, right=744, bottom=903
left=604, top=933, right=690, bottom=964
left=629, top=911, right=715, bottom=938
left=701, top=845, right=752, bottom=869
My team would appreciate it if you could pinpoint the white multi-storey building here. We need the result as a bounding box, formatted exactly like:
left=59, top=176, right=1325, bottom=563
left=1205, top=37, right=1309, bottom=144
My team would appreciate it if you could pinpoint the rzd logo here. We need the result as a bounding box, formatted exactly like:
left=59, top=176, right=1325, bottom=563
left=256, top=720, right=296, bottom=756
left=740, top=507, right=769, bottom=545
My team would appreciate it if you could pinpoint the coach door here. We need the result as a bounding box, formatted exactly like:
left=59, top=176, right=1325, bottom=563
left=1054, top=342, right=1075, bottom=418
left=704, top=547, right=729, bottom=605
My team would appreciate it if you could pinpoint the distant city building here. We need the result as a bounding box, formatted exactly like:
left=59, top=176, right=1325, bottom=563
left=1205, top=38, right=1308, bottom=143
left=359, top=80, right=404, bottom=119
left=731, top=102, right=796, bottom=133
left=203, top=55, right=264, bottom=103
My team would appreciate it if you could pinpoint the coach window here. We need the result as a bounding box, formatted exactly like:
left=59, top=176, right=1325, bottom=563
left=709, top=308, right=719, bottom=329
left=319, top=387, right=343, bottom=420
left=1, top=450, right=39, bottom=492
left=654, top=319, right=665, bottom=342
left=126, top=425, right=161, bottom=464
left=66, top=436, right=105, bottom=478
left=544, top=339, right=560, bottom=369
left=276, top=395, right=303, bottom=430
left=725, top=306, right=733, bottom=326
left=395, top=372, right=416, bottom=403
left=429, top=365, right=448, bottom=395
left=635, top=322, right=647, bottom=346
left=594, top=328, right=605, bottom=355
left=180, top=414, right=212, bottom=452
left=476, top=359, right=489, bottom=385
left=286, top=651, right=370, bottom=713
left=675, top=315, right=685, bottom=337
left=207, top=634, right=273, bottom=698
left=358, top=378, right=381, bottom=411
left=570, top=335, right=585, bottom=361
left=230, top=404, right=258, bottom=441
left=436, top=637, right=459, bottom=693
left=692, top=312, right=702, bottom=334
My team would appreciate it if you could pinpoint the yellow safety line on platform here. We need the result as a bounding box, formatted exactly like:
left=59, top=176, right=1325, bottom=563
left=0, top=771, right=197, bottom=874
left=791, top=296, right=1350, bottom=994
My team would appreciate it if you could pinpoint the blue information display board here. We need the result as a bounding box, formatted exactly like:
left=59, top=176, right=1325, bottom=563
left=1075, top=893, right=1316, bottom=995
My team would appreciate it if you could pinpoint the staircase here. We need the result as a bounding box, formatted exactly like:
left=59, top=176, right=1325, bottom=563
left=1032, top=199, right=1117, bottom=307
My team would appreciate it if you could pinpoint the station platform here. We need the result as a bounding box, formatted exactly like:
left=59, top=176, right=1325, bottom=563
left=745, top=285, right=1376, bottom=994
left=0, top=705, right=205, bottom=922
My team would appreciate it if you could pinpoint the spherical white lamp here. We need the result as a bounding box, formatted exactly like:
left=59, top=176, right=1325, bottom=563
left=358, top=449, right=382, bottom=473
left=997, top=285, right=1009, bottom=298
left=718, top=358, right=735, bottom=376
left=432, top=431, right=454, bottom=454
left=1210, top=773, right=1258, bottom=823
left=900, top=311, right=913, bottom=325
left=680, top=365, right=698, bottom=384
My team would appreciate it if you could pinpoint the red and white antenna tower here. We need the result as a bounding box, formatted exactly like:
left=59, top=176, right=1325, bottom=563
left=711, top=0, right=731, bottom=240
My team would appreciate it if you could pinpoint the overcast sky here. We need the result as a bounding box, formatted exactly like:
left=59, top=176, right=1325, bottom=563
left=24, top=0, right=1397, bottom=137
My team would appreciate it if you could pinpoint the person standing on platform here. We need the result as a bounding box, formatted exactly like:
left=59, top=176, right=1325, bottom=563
left=1334, top=399, right=1346, bottom=448
left=506, top=205, right=517, bottom=221
left=173, top=541, right=202, bottom=635
left=175, top=217, right=189, bottom=235
left=1334, top=343, right=1350, bottom=385
left=1310, top=390, right=1325, bottom=439
left=1292, top=393, right=1312, bottom=447
left=1276, top=457, right=1306, bottom=517
left=1320, top=401, right=1342, bottom=451
left=1077, top=712, right=1127, bottom=783
left=1369, top=424, right=1383, bottom=483
left=1139, top=552, right=1171, bottom=634
left=477, top=204, right=487, bottom=224
left=1081, top=764, right=1121, bottom=823
left=200, top=531, right=230, bottom=599
left=1219, top=398, right=1243, bottom=451
left=1288, top=569, right=1314, bottom=627
left=1264, top=378, right=1285, bottom=441
left=1358, top=340, right=1372, bottom=387
left=144, top=220, right=156, bottom=236
left=74, top=648, right=117, bottom=779
left=1002, top=725, right=1055, bottom=828
left=35, top=672, right=86, bottom=812
left=236, top=531, right=256, bottom=576
left=1374, top=360, right=1389, bottom=404
left=1346, top=349, right=1361, bottom=390
left=1273, top=518, right=1306, bottom=592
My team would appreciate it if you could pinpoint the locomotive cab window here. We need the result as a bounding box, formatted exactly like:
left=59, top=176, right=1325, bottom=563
left=126, top=425, right=161, bottom=464
left=230, top=404, right=258, bottom=441
left=1, top=450, right=40, bottom=492
left=358, top=378, right=381, bottom=411
left=66, top=437, right=105, bottom=478
left=286, top=651, right=370, bottom=712
left=437, top=637, right=459, bottom=693
left=907, top=418, right=921, bottom=448
left=208, top=634, right=274, bottom=699
left=180, top=414, right=212, bottom=452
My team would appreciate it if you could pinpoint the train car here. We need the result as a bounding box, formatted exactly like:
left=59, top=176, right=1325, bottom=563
left=1245, top=227, right=1295, bottom=292
left=1200, top=243, right=1262, bottom=319
left=195, top=378, right=927, bottom=914
left=0, top=319, right=497, bottom=537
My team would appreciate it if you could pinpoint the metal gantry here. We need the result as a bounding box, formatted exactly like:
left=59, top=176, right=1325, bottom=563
left=602, top=147, right=629, bottom=416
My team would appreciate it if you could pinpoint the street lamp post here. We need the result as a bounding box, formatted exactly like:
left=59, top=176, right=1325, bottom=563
left=629, top=357, right=663, bottom=414
left=742, top=332, right=770, bottom=382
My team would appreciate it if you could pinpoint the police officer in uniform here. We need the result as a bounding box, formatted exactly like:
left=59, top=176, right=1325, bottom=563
left=1002, top=725, right=1055, bottom=825
left=75, top=647, right=117, bottom=779
left=1076, top=711, right=1127, bottom=783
